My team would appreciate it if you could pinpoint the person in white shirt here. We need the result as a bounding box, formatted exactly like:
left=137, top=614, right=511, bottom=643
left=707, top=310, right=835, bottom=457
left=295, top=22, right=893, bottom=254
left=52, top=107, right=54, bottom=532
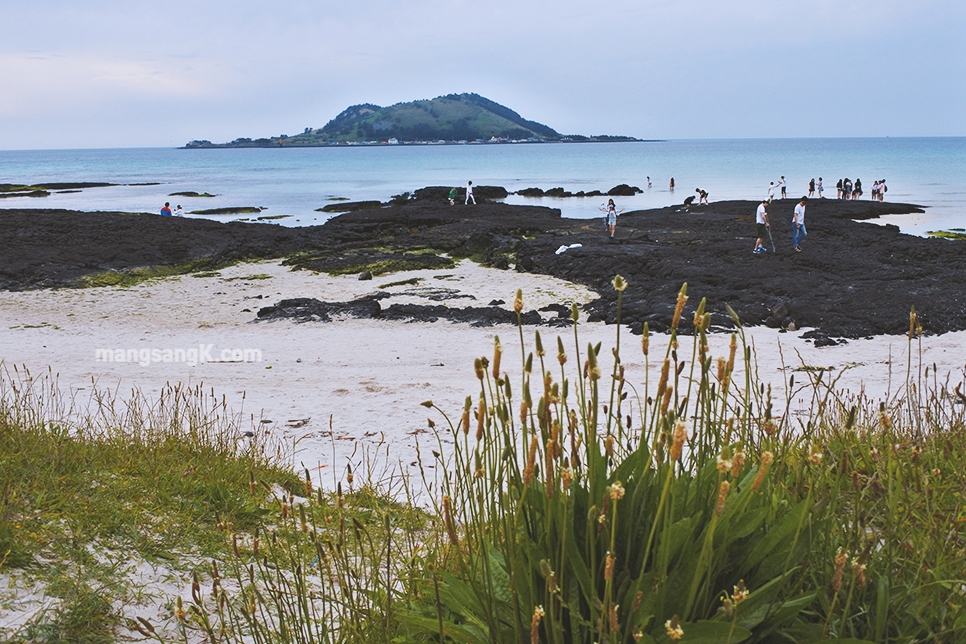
left=792, top=197, right=807, bottom=252
left=174, top=205, right=184, bottom=217
left=766, top=182, right=775, bottom=202
left=778, top=176, right=787, bottom=199
left=753, top=200, right=770, bottom=254
left=817, top=177, right=824, bottom=198
left=465, top=181, right=476, bottom=205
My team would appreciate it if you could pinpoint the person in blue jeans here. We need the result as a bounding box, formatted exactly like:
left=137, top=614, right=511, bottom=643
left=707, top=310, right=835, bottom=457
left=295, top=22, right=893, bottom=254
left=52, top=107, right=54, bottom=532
left=792, top=196, right=808, bottom=252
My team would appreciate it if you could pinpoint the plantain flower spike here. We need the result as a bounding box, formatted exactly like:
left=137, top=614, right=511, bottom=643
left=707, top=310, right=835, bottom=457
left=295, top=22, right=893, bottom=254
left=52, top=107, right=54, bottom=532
left=671, top=283, right=688, bottom=330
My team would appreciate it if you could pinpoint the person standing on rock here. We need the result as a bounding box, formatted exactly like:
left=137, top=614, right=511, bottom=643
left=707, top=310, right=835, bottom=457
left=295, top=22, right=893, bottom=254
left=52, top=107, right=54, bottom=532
left=465, top=181, right=476, bottom=205
left=600, top=199, right=623, bottom=239
left=792, top=196, right=808, bottom=252
left=836, top=179, right=843, bottom=199
left=753, top=199, right=770, bottom=254
left=448, top=187, right=457, bottom=206
left=778, top=176, right=787, bottom=199
left=808, top=178, right=815, bottom=197
left=160, top=202, right=172, bottom=216
left=817, top=177, right=824, bottom=198
left=767, top=182, right=775, bottom=203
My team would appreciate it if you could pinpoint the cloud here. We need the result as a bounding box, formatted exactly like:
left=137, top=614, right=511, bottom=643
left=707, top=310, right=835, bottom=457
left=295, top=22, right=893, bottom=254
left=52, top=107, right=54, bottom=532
left=0, top=52, right=219, bottom=116
left=0, top=0, right=963, bottom=147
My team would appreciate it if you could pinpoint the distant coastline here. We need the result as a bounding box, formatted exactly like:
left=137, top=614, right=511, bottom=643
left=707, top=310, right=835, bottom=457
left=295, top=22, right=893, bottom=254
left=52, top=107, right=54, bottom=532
left=183, top=135, right=650, bottom=149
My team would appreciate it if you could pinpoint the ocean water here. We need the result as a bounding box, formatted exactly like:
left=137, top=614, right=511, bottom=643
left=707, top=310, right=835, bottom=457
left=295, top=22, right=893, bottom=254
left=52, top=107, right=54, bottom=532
left=1, top=138, right=964, bottom=234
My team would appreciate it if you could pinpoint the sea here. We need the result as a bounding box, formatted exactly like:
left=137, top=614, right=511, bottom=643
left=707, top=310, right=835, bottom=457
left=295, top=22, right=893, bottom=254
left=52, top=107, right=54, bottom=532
left=1, top=137, right=964, bottom=235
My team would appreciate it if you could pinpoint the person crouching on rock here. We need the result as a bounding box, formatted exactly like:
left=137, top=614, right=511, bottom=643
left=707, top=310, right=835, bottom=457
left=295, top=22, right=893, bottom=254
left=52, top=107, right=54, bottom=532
left=753, top=199, right=770, bottom=254
left=600, top=198, right=624, bottom=239
left=696, top=188, right=709, bottom=204
left=448, top=187, right=457, bottom=206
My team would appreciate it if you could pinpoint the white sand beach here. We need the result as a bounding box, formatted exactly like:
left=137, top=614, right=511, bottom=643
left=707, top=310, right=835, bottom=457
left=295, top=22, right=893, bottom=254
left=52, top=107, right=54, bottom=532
left=2, top=259, right=965, bottom=636
left=2, top=259, right=965, bottom=484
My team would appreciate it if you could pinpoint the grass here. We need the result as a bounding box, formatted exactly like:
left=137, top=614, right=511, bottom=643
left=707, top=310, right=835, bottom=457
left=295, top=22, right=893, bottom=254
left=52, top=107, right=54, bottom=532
left=75, top=259, right=240, bottom=288
left=926, top=230, right=966, bottom=240
left=380, top=277, right=424, bottom=288
left=2, top=282, right=966, bottom=642
left=221, top=273, right=273, bottom=281
left=326, top=256, right=456, bottom=276
left=0, top=367, right=305, bottom=642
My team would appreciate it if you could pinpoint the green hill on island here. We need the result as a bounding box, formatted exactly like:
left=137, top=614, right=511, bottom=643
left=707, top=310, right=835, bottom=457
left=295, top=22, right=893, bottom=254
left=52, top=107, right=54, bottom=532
left=185, top=93, right=636, bottom=147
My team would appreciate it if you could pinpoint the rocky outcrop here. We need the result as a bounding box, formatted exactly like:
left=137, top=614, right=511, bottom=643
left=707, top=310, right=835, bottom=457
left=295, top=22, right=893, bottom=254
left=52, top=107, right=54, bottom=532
left=4, top=197, right=965, bottom=338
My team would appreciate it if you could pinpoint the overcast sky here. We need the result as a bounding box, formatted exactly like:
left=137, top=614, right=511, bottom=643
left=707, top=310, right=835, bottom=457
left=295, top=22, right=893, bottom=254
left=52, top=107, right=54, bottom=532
left=1, top=0, right=963, bottom=150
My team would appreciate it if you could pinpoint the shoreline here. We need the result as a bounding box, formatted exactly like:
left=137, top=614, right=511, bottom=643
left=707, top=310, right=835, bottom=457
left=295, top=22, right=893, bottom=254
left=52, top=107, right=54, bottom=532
left=3, top=258, right=963, bottom=481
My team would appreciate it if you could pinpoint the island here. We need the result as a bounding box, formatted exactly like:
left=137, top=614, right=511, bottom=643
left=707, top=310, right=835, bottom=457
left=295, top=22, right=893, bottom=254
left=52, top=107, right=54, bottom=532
left=184, top=93, right=640, bottom=148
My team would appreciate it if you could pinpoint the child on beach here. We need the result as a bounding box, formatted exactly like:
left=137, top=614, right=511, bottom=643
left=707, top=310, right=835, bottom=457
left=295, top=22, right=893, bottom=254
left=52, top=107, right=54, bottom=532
left=695, top=188, right=709, bottom=204
left=448, top=187, right=457, bottom=205
left=817, top=177, right=824, bottom=198
left=808, top=178, right=815, bottom=197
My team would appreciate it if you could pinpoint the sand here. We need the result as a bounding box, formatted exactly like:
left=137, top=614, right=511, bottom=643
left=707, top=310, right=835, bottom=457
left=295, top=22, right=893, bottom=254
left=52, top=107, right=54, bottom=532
left=2, top=258, right=965, bottom=485
left=2, top=258, right=965, bottom=636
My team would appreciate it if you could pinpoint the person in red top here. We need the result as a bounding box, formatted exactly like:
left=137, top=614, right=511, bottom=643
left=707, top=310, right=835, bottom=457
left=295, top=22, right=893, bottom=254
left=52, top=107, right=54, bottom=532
left=160, top=202, right=172, bottom=216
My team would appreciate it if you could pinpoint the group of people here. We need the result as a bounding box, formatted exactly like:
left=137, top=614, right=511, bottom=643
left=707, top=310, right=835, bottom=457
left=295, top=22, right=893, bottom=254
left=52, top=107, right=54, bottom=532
left=833, top=177, right=887, bottom=201
left=159, top=202, right=184, bottom=216
left=753, top=196, right=809, bottom=255
left=766, top=176, right=789, bottom=201
left=807, top=178, right=825, bottom=198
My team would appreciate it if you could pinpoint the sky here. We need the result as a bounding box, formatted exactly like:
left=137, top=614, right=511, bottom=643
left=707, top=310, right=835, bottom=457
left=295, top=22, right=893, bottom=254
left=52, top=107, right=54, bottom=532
left=1, top=0, right=964, bottom=150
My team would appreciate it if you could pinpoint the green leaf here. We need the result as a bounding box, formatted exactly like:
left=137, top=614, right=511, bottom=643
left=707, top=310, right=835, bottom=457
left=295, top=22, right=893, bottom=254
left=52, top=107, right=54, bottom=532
left=741, top=499, right=808, bottom=573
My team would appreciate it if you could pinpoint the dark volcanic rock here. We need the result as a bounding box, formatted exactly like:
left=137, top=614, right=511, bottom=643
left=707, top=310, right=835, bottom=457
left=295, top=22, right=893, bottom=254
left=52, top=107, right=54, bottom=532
left=413, top=185, right=508, bottom=202
left=607, top=184, right=643, bottom=196
left=0, top=209, right=330, bottom=290
left=4, top=197, right=966, bottom=338
left=256, top=295, right=558, bottom=327
left=516, top=198, right=966, bottom=338
left=318, top=200, right=384, bottom=213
